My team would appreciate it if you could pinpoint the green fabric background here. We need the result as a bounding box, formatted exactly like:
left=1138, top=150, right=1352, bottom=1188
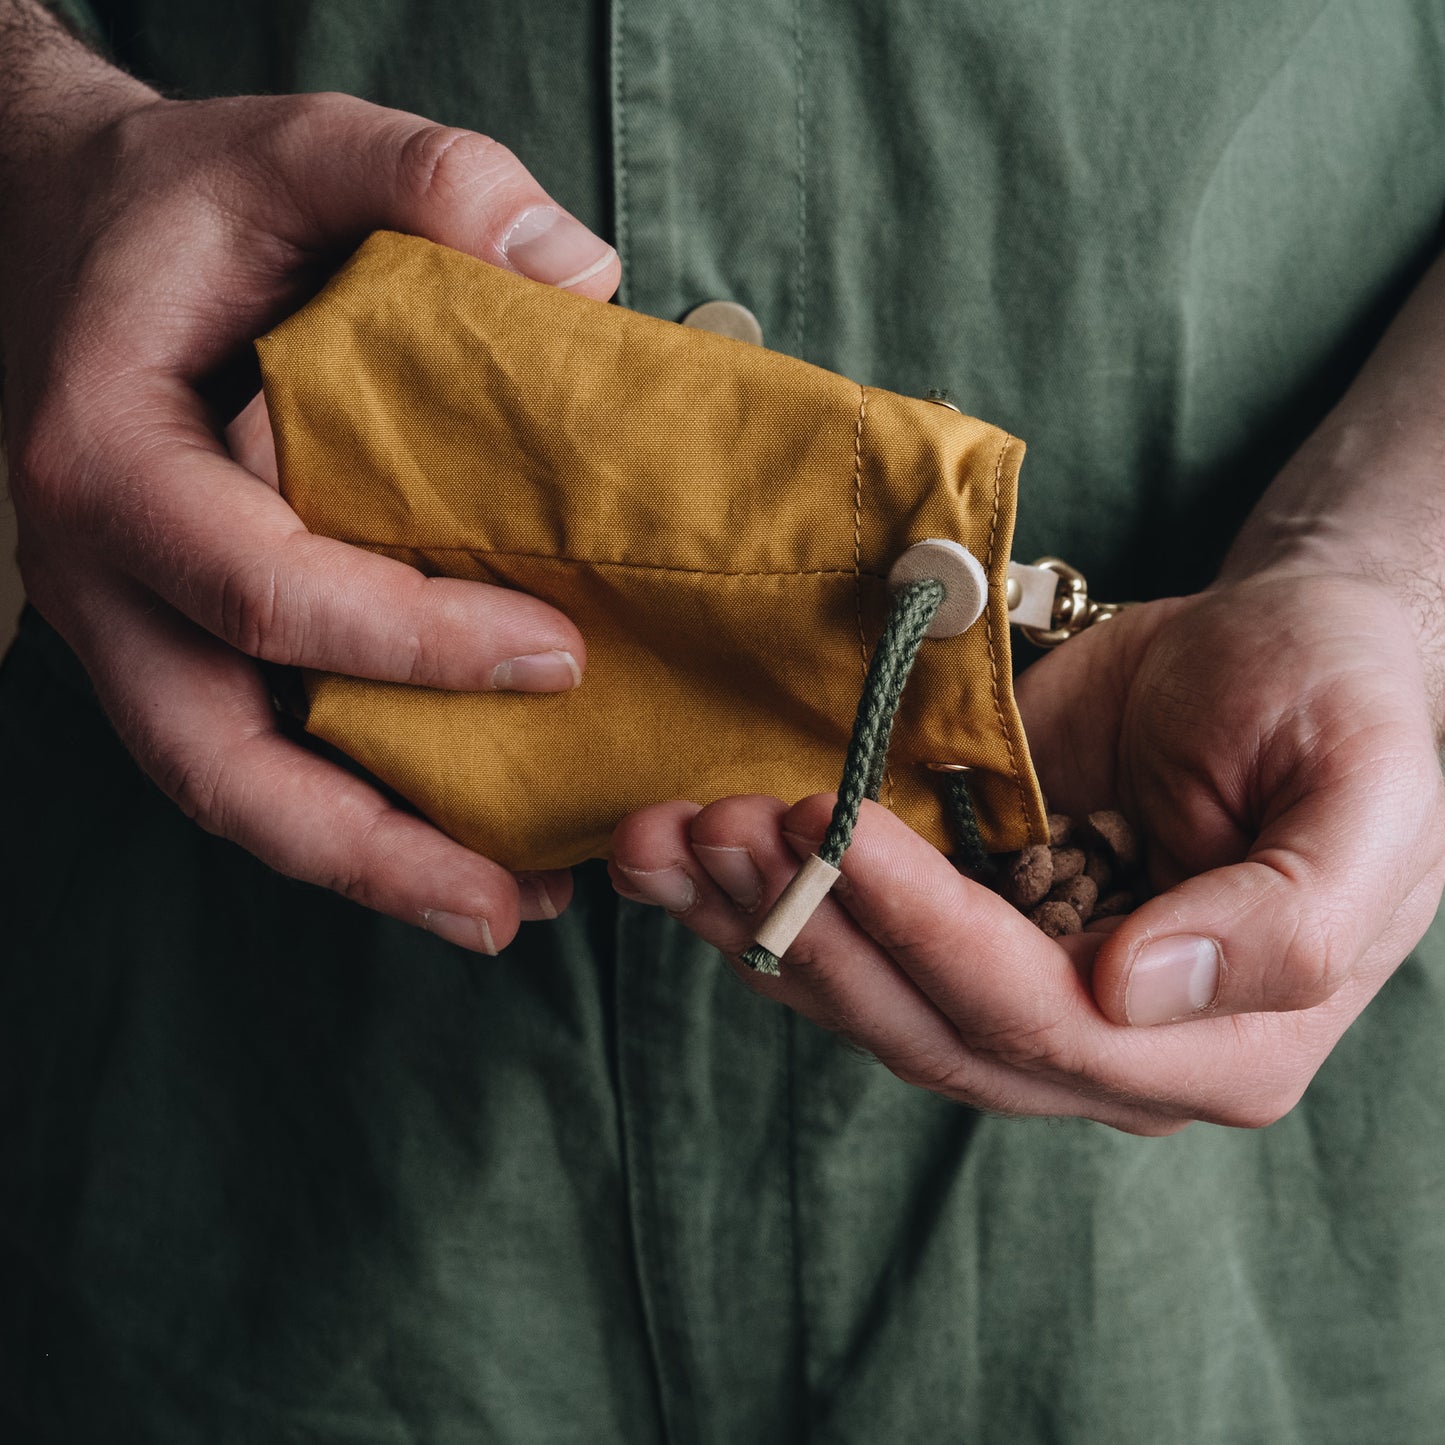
left=5, top=1, right=1445, bottom=1440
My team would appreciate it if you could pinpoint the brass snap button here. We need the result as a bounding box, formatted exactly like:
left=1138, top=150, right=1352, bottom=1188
left=680, top=299, right=765, bottom=346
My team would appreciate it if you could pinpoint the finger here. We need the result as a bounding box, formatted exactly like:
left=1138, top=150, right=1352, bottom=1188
left=78, top=394, right=586, bottom=690
left=610, top=796, right=1170, bottom=1130
left=264, top=94, right=620, bottom=298
left=69, top=569, right=545, bottom=950
left=1094, top=719, right=1445, bottom=1026
left=612, top=796, right=977, bottom=1052
left=515, top=870, right=574, bottom=923
left=757, top=797, right=1381, bottom=1132
left=777, top=796, right=1107, bottom=1062
left=1011, top=597, right=1195, bottom=819
left=225, top=391, right=278, bottom=487
left=611, top=795, right=1039, bottom=1112
left=40, top=98, right=620, bottom=397
left=765, top=797, right=1250, bottom=1129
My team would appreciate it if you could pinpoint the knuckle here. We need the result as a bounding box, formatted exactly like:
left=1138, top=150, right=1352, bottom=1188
left=9, top=422, right=81, bottom=528
left=964, top=1015, right=1075, bottom=1074
left=401, top=634, right=433, bottom=687
left=1104, top=1111, right=1192, bottom=1138
left=215, top=558, right=298, bottom=661
left=12, top=397, right=163, bottom=551
left=1205, top=1084, right=1304, bottom=1131
left=1212, top=1100, right=1284, bottom=1131
left=892, top=1048, right=974, bottom=1099
left=280, top=89, right=354, bottom=122
left=396, top=599, right=437, bottom=685
left=243, top=91, right=371, bottom=204
left=398, top=125, right=511, bottom=210
left=318, top=814, right=392, bottom=910
left=155, top=745, right=231, bottom=835
left=260, top=90, right=361, bottom=150
left=320, top=864, right=376, bottom=909
left=1273, top=905, right=1351, bottom=1009
left=886, top=1050, right=1042, bottom=1119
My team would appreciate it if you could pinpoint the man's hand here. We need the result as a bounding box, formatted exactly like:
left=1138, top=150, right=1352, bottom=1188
left=609, top=229, right=1445, bottom=1133
left=1, top=6, right=620, bottom=951
left=607, top=571, right=1445, bottom=1133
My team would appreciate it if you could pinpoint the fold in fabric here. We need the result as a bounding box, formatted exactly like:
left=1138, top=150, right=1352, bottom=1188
left=256, top=231, right=1046, bottom=870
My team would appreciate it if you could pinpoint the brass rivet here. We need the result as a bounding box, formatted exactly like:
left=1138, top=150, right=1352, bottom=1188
left=1006, top=576, right=1022, bottom=609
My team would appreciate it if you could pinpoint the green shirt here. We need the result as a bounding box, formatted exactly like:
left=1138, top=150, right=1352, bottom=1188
left=5, top=2, right=1445, bottom=1440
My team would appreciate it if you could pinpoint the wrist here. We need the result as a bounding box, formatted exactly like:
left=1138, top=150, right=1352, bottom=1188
left=0, top=3, right=156, bottom=204
left=0, top=5, right=159, bottom=381
left=1219, top=434, right=1445, bottom=736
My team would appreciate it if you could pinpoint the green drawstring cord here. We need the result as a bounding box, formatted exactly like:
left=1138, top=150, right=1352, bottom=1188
left=944, top=770, right=989, bottom=878
left=741, top=576, right=988, bottom=976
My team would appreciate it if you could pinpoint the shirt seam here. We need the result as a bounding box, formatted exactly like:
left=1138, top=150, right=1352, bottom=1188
left=792, top=0, right=808, bottom=359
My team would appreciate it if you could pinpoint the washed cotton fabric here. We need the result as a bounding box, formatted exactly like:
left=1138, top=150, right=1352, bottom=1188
left=258, top=230, right=1042, bottom=868
left=5, top=1, right=1445, bottom=1441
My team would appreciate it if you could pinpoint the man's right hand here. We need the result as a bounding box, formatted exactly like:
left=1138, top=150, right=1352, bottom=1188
left=0, top=13, right=620, bottom=953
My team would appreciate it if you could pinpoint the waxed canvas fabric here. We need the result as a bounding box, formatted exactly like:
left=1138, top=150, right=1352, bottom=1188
left=257, top=229, right=1044, bottom=868
left=7, top=2, right=1445, bottom=1443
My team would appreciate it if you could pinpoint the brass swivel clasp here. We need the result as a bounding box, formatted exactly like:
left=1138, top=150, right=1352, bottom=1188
left=1013, top=557, right=1129, bottom=648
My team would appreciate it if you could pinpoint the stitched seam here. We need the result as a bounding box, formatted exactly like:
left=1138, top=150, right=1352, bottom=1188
left=792, top=0, right=807, bottom=358
left=610, top=0, right=630, bottom=299
left=851, top=386, right=868, bottom=678
left=611, top=919, right=675, bottom=1445
left=327, top=544, right=880, bottom=579
left=784, top=1012, right=811, bottom=1445
left=850, top=387, right=892, bottom=809
left=984, top=434, right=1030, bottom=830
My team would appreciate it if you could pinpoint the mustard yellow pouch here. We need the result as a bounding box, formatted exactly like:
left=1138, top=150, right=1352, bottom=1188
left=255, top=231, right=1046, bottom=872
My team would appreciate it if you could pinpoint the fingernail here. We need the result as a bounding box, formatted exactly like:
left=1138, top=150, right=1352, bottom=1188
left=421, top=909, right=498, bottom=955
left=491, top=649, right=581, bottom=692
left=693, top=844, right=764, bottom=911
left=612, top=874, right=648, bottom=903
left=516, top=873, right=558, bottom=922
left=1126, top=935, right=1220, bottom=1025
left=615, top=863, right=697, bottom=914
left=782, top=829, right=825, bottom=857
left=502, top=206, right=617, bottom=289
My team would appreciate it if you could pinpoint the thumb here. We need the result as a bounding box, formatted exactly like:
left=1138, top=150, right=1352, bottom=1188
left=263, top=94, right=620, bottom=298
left=1092, top=732, right=1445, bottom=1027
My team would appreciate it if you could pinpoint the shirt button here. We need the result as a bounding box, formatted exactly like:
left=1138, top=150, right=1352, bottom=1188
left=680, top=299, right=764, bottom=346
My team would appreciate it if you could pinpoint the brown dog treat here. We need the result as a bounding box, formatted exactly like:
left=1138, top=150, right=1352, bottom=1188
left=1002, top=844, right=1053, bottom=908
left=1047, top=813, right=1074, bottom=847
left=1048, top=874, right=1099, bottom=921
left=1083, top=810, right=1139, bottom=867
left=1093, top=889, right=1134, bottom=919
left=1030, top=900, right=1083, bottom=938
left=1083, top=851, right=1113, bottom=889
left=1050, top=845, right=1086, bottom=883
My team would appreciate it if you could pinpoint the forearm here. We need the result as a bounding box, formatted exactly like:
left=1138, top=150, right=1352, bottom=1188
left=1221, top=251, right=1445, bottom=723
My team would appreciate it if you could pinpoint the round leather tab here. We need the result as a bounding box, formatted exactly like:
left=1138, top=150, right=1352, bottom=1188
left=887, top=539, right=988, bottom=638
